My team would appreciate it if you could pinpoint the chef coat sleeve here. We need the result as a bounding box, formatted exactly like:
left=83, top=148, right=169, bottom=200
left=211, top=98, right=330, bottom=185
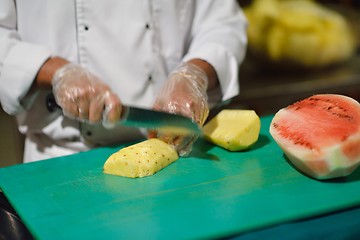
left=0, top=1, right=52, bottom=115
left=182, top=0, right=248, bottom=103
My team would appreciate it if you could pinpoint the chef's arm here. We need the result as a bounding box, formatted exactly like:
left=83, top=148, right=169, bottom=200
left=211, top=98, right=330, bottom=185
left=35, top=57, right=69, bottom=88
left=187, top=58, right=218, bottom=91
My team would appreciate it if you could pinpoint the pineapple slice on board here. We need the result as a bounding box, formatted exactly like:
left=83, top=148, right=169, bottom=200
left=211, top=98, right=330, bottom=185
left=202, top=110, right=261, bottom=151
left=103, top=138, right=179, bottom=178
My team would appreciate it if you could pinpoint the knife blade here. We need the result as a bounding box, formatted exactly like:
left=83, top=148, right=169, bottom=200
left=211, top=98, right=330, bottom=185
left=46, top=93, right=201, bottom=135
left=120, top=105, right=201, bottom=135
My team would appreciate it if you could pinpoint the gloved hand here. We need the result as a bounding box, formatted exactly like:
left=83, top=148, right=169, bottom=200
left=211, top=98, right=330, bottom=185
left=52, top=63, right=121, bottom=127
left=149, top=62, right=209, bottom=156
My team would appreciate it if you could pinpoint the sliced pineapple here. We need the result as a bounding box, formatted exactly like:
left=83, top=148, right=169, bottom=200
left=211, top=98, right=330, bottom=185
left=202, top=110, right=261, bottom=151
left=103, top=138, right=179, bottom=178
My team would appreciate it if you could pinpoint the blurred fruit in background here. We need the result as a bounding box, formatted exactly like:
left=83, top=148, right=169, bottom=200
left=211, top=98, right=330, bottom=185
left=243, top=0, right=357, bottom=69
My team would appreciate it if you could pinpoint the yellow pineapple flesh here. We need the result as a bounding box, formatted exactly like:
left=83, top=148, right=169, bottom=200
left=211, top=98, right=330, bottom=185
left=202, top=110, right=261, bottom=151
left=103, top=138, right=179, bottom=178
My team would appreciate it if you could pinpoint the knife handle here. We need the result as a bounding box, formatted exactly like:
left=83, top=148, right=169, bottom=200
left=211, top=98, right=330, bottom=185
left=46, top=93, right=61, bottom=112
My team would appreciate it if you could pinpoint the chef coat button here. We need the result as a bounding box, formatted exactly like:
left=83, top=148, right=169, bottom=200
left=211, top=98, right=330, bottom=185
left=84, top=25, right=89, bottom=31
left=145, top=23, right=150, bottom=29
left=148, top=75, right=152, bottom=82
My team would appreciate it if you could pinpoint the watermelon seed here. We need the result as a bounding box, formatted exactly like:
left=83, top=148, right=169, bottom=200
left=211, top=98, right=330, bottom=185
left=341, top=135, right=349, bottom=141
left=331, top=112, right=352, bottom=119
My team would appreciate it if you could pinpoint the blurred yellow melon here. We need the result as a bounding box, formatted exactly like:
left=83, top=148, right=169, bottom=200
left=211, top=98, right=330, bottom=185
left=244, top=0, right=356, bottom=68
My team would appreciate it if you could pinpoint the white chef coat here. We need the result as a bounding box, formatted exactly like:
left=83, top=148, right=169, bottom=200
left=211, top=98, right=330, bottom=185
left=0, top=0, right=247, bottom=162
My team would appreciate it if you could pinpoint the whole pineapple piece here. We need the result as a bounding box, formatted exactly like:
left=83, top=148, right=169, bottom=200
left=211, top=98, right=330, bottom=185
left=202, top=110, right=261, bottom=151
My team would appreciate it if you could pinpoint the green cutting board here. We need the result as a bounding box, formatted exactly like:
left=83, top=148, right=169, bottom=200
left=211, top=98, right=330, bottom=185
left=1, top=115, right=360, bottom=239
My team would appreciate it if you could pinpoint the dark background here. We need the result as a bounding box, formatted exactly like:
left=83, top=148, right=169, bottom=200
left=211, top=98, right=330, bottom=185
left=225, top=0, right=360, bottom=116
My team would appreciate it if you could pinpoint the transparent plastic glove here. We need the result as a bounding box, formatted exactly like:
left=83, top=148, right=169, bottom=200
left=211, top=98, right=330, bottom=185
left=52, top=63, right=121, bottom=127
left=149, top=62, right=209, bottom=156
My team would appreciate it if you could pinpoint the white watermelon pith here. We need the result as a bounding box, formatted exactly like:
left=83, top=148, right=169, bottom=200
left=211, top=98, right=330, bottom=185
left=270, top=94, right=360, bottom=180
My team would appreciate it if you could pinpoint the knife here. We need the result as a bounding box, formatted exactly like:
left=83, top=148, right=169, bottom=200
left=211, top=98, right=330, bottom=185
left=46, top=93, right=201, bottom=135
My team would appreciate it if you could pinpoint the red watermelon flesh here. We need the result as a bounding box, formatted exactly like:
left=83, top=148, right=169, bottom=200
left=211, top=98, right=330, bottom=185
left=269, top=94, right=360, bottom=180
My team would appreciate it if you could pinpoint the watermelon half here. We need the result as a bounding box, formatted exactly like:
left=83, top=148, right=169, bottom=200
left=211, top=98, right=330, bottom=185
left=269, top=94, right=360, bottom=180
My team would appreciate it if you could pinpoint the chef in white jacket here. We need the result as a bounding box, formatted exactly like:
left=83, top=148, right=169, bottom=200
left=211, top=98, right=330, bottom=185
left=0, top=0, right=247, bottom=163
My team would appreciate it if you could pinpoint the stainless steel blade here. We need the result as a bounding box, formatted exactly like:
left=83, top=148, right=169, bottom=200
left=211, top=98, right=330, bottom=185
left=120, top=106, right=201, bottom=135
